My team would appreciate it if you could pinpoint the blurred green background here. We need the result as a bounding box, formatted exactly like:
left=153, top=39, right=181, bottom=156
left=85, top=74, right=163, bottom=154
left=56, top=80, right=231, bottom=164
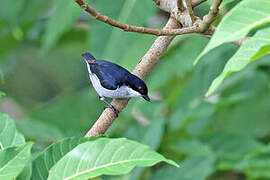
left=1, top=0, right=270, bottom=179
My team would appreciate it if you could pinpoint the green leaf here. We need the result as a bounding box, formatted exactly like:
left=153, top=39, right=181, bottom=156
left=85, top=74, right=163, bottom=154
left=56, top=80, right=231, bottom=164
left=41, top=0, right=81, bottom=53
left=17, top=161, right=32, bottom=180
left=0, top=112, right=25, bottom=149
left=0, top=91, right=5, bottom=98
left=168, top=43, right=238, bottom=131
left=206, top=27, right=270, bottom=96
left=237, top=144, right=270, bottom=179
left=125, top=104, right=165, bottom=180
left=32, top=136, right=98, bottom=180
left=48, top=138, right=178, bottom=180
left=32, top=91, right=101, bottom=133
left=194, top=0, right=270, bottom=64
left=175, top=139, right=213, bottom=157
left=16, top=118, right=64, bottom=142
left=0, top=142, right=33, bottom=180
left=149, top=157, right=214, bottom=180
left=204, top=133, right=263, bottom=170
left=0, top=0, right=24, bottom=24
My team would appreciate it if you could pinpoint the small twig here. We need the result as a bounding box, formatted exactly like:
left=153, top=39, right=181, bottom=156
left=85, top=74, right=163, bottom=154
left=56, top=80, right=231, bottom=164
left=184, top=0, right=195, bottom=22
left=85, top=16, right=180, bottom=137
left=200, top=0, right=223, bottom=32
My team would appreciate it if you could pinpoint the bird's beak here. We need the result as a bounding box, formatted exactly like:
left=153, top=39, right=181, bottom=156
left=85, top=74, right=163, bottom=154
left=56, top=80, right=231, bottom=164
left=142, top=95, right=150, bottom=102
left=83, top=58, right=88, bottom=63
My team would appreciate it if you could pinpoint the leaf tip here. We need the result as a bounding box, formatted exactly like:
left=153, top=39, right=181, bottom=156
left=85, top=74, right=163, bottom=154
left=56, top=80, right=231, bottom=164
left=167, top=159, right=180, bottom=168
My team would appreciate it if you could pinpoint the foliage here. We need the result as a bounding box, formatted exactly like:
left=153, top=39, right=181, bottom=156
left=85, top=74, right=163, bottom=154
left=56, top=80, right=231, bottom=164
left=1, top=0, right=270, bottom=179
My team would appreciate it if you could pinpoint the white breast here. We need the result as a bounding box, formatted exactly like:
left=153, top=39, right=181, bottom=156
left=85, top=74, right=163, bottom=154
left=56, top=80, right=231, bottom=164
left=86, top=63, right=141, bottom=99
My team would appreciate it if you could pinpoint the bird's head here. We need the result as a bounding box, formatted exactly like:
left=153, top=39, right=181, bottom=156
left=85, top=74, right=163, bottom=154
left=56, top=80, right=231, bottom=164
left=82, top=52, right=96, bottom=64
left=133, top=80, right=150, bottom=102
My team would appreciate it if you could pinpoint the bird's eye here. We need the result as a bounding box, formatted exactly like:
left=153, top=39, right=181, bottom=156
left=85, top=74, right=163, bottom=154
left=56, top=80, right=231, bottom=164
left=138, top=86, right=142, bottom=90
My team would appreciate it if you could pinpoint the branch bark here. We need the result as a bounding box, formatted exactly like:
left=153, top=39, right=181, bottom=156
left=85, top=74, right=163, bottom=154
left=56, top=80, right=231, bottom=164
left=200, top=0, right=223, bottom=32
left=85, top=16, right=180, bottom=137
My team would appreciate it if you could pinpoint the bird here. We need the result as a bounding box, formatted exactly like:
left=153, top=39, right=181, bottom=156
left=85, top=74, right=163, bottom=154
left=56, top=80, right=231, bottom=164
left=82, top=52, right=150, bottom=116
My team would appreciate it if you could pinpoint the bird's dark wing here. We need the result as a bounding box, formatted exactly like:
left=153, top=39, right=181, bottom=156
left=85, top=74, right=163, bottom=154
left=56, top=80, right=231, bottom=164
left=90, top=60, right=130, bottom=90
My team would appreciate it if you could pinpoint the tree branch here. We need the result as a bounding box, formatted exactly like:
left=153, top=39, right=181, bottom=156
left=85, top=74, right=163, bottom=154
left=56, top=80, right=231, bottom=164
left=191, top=0, right=207, bottom=7
left=74, top=0, right=205, bottom=36
left=85, top=16, right=180, bottom=137
left=200, top=0, right=223, bottom=32
left=184, top=0, right=195, bottom=23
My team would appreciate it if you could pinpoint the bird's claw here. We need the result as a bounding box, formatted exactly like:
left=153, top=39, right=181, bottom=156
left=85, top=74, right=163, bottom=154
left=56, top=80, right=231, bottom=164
left=104, top=105, right=119, bottom=117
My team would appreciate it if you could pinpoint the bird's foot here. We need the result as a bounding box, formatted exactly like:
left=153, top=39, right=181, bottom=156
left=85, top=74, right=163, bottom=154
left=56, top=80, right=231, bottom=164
left=104, top=104, right=119, bottom=117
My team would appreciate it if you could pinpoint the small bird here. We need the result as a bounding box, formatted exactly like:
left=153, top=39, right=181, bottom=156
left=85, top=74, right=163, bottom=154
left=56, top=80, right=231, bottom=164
left=82, top=52, right=150, bottom=116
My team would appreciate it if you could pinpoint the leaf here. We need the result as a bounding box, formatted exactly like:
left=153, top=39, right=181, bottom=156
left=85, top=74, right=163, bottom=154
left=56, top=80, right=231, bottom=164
left=0, top=0, right=24, bottom=24
left=32, top=136, right=98, bottom=180
left=16, top=118, right=64, bottom=142
left=124, top=104, right=165, bottom=180
left=175, top=139, right=213, bottom=157
left=203, top=133, right=263, bottom=170
left=168, top=42, right=238, bottom=131
left=0, top=112, right=25, bottom=149
left=32, top=91, right=101, bottom=133
left=41, top=0, right=81, bottom=53
left=236, top=144, right=270, bottom=179
left=17, top=161, right=32, bottom=180
left=194, top=0, right=270, bottom=64
left=0, top=91, right=5, bottom=98
left=48, top=138, right=178, bottom=180
left=149, top=157, right=214, bottom=180
left=206, top=27, right=270, bottom=96
left=0, top=142, right=33, bottom=180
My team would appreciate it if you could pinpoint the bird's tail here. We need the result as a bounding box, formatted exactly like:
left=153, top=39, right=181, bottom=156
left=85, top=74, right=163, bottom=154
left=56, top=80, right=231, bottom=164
left=82, top=52, right=96, bottom=63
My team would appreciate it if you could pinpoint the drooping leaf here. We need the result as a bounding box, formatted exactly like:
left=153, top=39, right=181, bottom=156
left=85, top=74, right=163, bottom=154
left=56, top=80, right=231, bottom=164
left=0, top=112, right=25, bottom=149
left=206, top=27, right=270, bottom=96
left=41, top=0, right=81, bottom=53
left=48, top=138, right=178, bottom=180
left=149, top=156, right=214, bottom=180
left=0, top=142, right=33, bottom=180
left=32, top=136, right=98, bottom=180
left=194, top=0, right=270, bottom=64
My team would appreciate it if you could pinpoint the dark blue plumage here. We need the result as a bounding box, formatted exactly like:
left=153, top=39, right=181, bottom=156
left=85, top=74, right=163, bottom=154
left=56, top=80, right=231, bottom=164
left=82, top=52, right=150, bottom=116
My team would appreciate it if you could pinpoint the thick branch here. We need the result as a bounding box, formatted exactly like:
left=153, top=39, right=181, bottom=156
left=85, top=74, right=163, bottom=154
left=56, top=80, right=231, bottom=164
left=85, top=16, right=180, bottom=137
left=200, top=0, right=223, bottom=32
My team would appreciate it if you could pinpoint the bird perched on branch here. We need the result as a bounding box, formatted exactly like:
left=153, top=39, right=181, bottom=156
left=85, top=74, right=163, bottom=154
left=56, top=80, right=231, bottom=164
left=82, top=52, right=150, bottom=116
